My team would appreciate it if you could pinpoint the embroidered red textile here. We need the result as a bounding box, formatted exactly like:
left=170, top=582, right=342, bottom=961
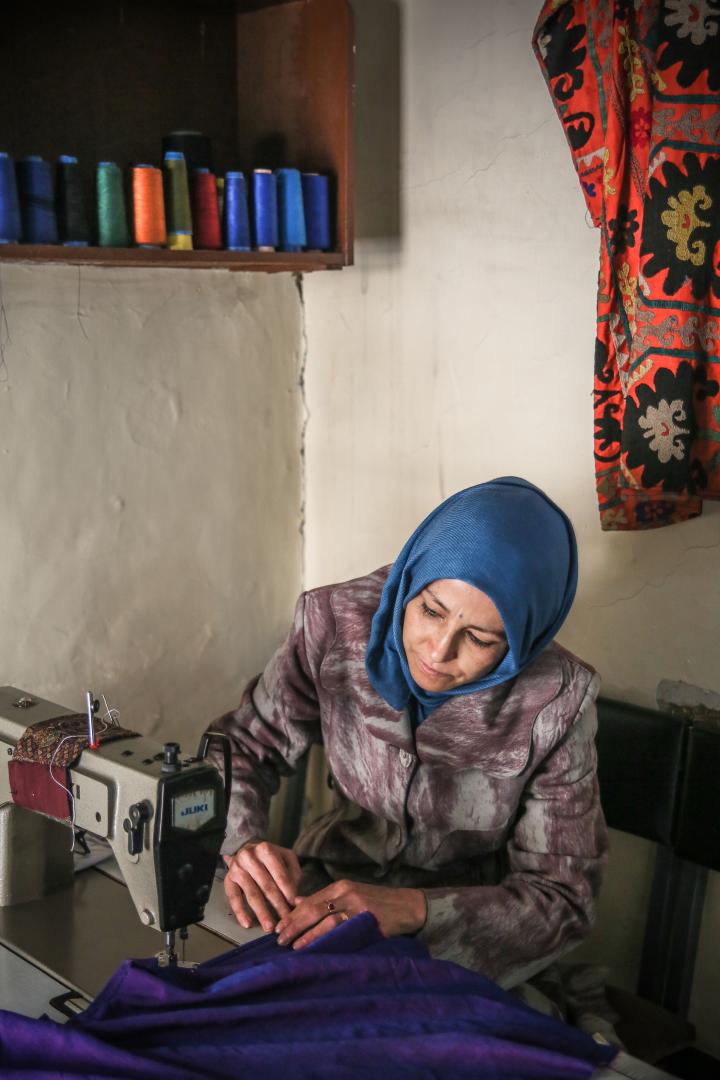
left=8, top=761, right=75, bottom=820
left=9, top=713, right=139, bottom=820
left=534, top=0, right=720, bottom=530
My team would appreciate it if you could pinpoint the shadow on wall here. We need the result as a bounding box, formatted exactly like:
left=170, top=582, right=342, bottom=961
left=353, top=0, right=402, bottom=243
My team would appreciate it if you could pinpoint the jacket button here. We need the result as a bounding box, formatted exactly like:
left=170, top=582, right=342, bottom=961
left=399, top=749, right=413, bottom=768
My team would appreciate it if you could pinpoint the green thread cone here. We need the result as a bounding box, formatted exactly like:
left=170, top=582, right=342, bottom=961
left=96, top=162, right=129, bottom=247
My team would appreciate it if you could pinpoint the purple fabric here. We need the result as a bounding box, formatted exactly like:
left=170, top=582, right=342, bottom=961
left=0, top=914, right=615, bottom=1079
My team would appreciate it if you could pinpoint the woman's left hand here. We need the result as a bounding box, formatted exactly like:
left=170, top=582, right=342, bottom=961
left=275, top=880, right=427, bottom=949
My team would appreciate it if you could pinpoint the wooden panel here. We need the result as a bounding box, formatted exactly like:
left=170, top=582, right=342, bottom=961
left=0, top=243, right=344, bottom=272
left=236, top=0, right=300, bottom=9
left=235, top=0, right=354, bottom=262
left=2, top=4, right=239, bottom=172
left=176, top=1, right=300, bottom=10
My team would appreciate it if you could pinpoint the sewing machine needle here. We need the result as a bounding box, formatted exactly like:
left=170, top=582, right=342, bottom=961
left=165, top=931, right=177, bottom=966
left=85, top=691, right=97, bottom=749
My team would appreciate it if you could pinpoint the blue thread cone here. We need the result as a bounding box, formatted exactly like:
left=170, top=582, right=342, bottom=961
left=16, top=156, right=58, bottom=244
left=0, top=153, right=21, bottom=243
left=224, top=171, right=250, bottom=251
left=252, top=169, right=278, bottom=251
left=276, top=168, right=307, bottom=252
left=302, top=173, right=331, bottom=251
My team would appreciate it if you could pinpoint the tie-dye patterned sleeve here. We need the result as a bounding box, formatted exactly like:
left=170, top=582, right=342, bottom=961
left=419, top=678, right=607, bottom=987
left=207, top=592, right=323, bottom=855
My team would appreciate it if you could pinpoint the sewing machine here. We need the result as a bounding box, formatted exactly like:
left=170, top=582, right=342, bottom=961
left=0, top=686, right=258, bottom=1014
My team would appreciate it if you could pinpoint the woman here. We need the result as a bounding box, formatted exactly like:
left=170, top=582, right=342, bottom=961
left=209, top=477, right=606, bottom=989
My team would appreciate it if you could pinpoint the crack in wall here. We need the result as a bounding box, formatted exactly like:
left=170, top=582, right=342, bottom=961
left=466, top=24, right=528, bottom=52
left=462, top=117, right=554, bottom=186
left=586, top=533, right=720, bottom=609
left=295, top=272, right=309, bottom=591
left=0, top=266, right=10, bottom=384
left=76, top=267, right=89, bottom=341
left=405, top=116, right=555, bottom=197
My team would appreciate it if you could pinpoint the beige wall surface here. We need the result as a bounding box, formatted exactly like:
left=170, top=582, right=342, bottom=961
left=303, top=0, right=720, bottom=1055
left=0, top=264, right=303, bottom=749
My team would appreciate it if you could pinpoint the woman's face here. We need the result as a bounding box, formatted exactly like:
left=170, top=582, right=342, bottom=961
left=402, top=578, right=508, bottom=692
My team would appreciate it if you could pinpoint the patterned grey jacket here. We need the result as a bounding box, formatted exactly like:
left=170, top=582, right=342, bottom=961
left=210, top=568, right=607, bottom=989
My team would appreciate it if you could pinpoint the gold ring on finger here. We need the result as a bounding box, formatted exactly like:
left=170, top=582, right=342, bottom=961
left=326, top=900, right=336, bottom=913
left=340, top=912, right=350, bottom=922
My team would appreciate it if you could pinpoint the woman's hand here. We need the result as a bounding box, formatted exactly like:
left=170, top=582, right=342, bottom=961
left=223, top=840, right=302, bottom=933
left=275, top=880, right=428, bottom=949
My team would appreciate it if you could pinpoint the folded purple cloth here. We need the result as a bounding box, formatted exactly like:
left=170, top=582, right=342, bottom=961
left=0, top=913, right=616, bottom=1078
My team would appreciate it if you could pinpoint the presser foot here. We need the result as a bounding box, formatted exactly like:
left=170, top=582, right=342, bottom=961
left=155, top=928, right=198, bottom=969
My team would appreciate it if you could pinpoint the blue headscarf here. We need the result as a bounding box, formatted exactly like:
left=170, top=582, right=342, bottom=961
left=365, top=477, right=578, bottom=718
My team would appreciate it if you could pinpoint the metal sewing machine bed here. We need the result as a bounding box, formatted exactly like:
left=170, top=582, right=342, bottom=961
left=0, top=685, right=264, bottom=1020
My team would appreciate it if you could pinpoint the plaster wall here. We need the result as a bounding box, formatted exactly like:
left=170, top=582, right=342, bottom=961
left=0, top=264, right=303, bottom=749
left=303, top=0, right=720, bottom=1055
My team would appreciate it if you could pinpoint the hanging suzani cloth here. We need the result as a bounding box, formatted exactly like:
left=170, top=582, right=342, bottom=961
left=533, top=0, right=720, bottom=530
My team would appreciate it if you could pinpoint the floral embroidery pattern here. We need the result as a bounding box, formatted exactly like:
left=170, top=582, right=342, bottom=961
left=618, top=25, right=646, bottom=102
left=618, top=262, right=638, bottom=327
left=602, top=148, right=617, bottom=197
left=664, top=0, right=719, bottom=46
left=538, top=2, right=588, bottom=102
left=563, top=111, right=597, bottom=151
left=601, top=505, right=630, bottom=527
left=535, top=0, right=720, bottom=528
left=694, top=366, right=720, bottom=400
left=627, top=357, right=654, bottom=390
left=630, top=107, right=652, bottom=147
left=638, top=398, right=690, bottom=463
left=635, top=500, right=677, bottom=525
left=657, top=0, right=720, bottom=89
left=654, top=105, right=720, bottom=144
left=641, top=153, right=720, bottom=301
left=661, top=185, right=712, bottom=266
left=650, top=68, right=669, bottom=92
left=609, top=206, right=640, bottom=253
left=594, top=338, right=623, bottom=460
left=624, top=364, right=696, bottom=492
left=649, top=150, right=668, bottom=180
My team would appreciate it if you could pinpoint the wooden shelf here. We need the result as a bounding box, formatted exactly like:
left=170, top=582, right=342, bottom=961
left=0, top=0, right=354, bottom=272
left=0, top=244, right=345, bottom=273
